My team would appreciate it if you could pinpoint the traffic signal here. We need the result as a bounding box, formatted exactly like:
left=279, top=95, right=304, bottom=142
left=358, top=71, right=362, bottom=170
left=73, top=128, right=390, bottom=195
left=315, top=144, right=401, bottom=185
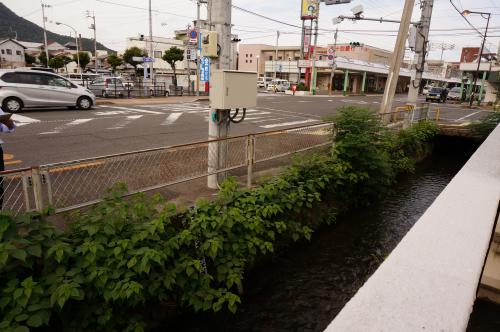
left=349, top=42, right=363, bottom=47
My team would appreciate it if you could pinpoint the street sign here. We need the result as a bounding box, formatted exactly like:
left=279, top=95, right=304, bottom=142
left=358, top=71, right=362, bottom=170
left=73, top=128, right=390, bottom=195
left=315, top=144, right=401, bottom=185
left=132, top=56, right=144, bottom=62
left=143, top=57, right=155, bottom=63
left=189, top=29, right=198, bottom=44
left=327, top=47, right=335, bottom=55
left=200, top=57, right=210, bottom=82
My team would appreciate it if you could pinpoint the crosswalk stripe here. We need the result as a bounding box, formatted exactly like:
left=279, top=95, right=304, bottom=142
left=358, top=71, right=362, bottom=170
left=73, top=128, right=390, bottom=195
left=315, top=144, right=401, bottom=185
left=40, top=119, right=93, bottom=135
left=12, top=114, right=41, bottom=127
left=108, top=115, right=143, bottom=130
left=161, top=113, right=183, bottom=125
left=106, top=106, right=163, bottom=114
left=251, top=117, right=289, bottom=123
left=259, top=119, right=318, bottom=129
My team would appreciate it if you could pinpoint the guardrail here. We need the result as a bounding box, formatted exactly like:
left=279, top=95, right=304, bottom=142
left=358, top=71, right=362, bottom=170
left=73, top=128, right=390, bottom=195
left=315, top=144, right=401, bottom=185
left=0, top=123, right=335, bottom=215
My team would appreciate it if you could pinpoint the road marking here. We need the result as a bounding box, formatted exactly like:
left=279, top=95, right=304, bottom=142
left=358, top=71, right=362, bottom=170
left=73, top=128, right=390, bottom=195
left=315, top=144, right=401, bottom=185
left=161, top=113, right=182, bottom=126
left=341, top=99, right=369, bottom=105
left=5, top=160, right=22, bottom=166
left=40, top=119, right=93, bottom=135
left=106, top=106, right=163, bottom=115
left=251, top=117, right=289, bottom=123
left=455, top=111, right=482, bottom=122
left=11, top=114, right=41, bottom=127
left=108, top=115, right=143, bottom=130
left=260, top=119, right=319, bottom=129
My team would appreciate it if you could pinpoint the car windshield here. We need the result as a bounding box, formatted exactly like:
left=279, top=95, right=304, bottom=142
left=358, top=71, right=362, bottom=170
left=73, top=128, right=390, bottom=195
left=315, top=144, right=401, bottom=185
left=430, top=88, right=443, bottom=93
left=450, top=87, right=461, bottom=93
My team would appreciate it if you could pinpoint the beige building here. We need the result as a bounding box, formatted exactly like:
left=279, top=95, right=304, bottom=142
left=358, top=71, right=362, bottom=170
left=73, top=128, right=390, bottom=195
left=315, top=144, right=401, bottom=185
left=239, top=44, right=302, bottom=77
left=0, top=39, right=26, bottom=69
left=331, top=44, right=392, bottom=65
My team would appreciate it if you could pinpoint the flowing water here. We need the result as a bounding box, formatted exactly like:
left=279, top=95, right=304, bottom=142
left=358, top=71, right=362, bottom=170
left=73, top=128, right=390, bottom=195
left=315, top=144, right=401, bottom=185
left=167, top=136, right=480, bottom=332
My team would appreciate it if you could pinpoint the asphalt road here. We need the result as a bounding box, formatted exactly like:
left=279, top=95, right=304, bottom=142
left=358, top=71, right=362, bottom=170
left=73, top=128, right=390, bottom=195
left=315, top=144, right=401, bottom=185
left=3, top=93, right=491, bottom=169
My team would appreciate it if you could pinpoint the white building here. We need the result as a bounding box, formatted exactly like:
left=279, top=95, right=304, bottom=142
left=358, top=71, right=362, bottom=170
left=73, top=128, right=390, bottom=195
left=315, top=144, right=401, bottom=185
left=0, top=39, right=26, bottom=69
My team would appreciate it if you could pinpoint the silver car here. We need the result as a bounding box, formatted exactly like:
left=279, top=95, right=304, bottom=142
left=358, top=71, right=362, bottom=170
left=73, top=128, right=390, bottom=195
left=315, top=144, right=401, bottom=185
left=88, top=77, right=126, bottom=97
left=0, top=69, right=96, bottom=112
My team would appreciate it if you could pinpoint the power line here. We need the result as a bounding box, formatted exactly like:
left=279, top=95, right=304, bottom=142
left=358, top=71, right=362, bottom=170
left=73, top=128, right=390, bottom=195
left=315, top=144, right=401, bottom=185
left=95, top=0, right=193, bottom=19
left=449, top=0, right=485, bottom=37
left=231, top=5, right=301, bottom=29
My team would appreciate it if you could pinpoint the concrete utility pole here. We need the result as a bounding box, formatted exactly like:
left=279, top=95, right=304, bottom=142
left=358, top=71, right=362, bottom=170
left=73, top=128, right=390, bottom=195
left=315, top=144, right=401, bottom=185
left=87, top=11, right=98, bottom=73
left=41, top=1, right=50, bottom=68
left=380, top=0, right=415, bottom=114
left=329, top=28, right=338, bottom=96
left=148, top=0, right=154, bottom=82
left=407, top=0, right=433, bottom=105
left=187, top=24, right=192, bottom=95
left=207, top=0, right=232, bottom=189
left=310, top=19, right=319, bottom=94
left=273, top=31, right=280, bottom=80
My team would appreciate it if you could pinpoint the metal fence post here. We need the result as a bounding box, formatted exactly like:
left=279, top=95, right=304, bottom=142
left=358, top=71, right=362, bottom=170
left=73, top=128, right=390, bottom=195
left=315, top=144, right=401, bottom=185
left=246, top=134, right=255, bottom=188
left=31, top=167, right=44, bottom=212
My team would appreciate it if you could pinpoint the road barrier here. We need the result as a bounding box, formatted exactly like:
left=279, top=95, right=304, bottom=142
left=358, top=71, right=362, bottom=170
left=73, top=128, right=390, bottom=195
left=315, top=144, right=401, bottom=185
left=0, top=123, right=336, bottom=215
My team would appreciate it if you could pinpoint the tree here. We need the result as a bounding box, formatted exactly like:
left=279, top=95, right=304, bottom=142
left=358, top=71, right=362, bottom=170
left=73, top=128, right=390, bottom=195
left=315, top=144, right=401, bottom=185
left=24, top=53, right=36, bottom=66
left=162, top=46, right=184, bottom=88
left=38, top=52, right=52, bottom=67
left=48, top=56, right=65, bottom=71
left=60, top=55, right=73, bottom=73
left=74, top=52, right=90, bottom=71
left=123, top=47, right=146, bottom=69
left=107, top=54, right=123, bottom=73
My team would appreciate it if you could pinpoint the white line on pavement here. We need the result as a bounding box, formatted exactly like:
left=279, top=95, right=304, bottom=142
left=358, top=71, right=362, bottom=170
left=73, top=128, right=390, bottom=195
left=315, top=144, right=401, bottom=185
left=455, top=111, right=482, bottom=122
left=108, top=115, right=143, bottom=130
left=40, top=119, right=93, bottom=135
left=106, top=106, right=164, bottom=114
left=12, top=114, right=41, bottom=127
left=260, top=119, right=319, bottom=129
left=251, top=117, right=289, bottom=123
left=161, top=113, right=183, bottom=126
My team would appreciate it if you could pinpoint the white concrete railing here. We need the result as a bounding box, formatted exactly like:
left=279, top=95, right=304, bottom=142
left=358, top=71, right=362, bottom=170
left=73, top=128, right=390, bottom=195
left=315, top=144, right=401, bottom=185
left=325, top=124, right=500, bottom=332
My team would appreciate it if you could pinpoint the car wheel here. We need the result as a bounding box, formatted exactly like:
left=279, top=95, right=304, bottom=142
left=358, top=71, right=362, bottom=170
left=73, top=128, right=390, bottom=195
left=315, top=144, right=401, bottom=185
left=77, top=96, right=93, bottom=110
left=2, top=97, right=23, bottom=113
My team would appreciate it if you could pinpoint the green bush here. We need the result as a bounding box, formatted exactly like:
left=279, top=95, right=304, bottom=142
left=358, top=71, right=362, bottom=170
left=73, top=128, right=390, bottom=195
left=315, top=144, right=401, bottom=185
left=470, top=111, right=500, bottom=138
left=0, top=107, right=439, bottom=331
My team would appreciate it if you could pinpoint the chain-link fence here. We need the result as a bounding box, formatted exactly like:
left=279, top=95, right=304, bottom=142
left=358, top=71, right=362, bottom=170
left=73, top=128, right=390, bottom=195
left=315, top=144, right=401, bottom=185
left=0, top=168, right=35, bottom=214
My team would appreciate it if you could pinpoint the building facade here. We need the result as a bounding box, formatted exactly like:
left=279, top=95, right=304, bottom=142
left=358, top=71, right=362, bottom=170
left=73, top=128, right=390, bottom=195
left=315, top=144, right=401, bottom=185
left=0, top=39, right=26, bottom=68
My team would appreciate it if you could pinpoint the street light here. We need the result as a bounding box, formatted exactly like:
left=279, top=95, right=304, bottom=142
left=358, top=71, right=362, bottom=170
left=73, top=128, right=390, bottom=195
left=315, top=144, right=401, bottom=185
left=460, top=9, right=491, bottom=107
left=55, top=22, right=81, bottom=79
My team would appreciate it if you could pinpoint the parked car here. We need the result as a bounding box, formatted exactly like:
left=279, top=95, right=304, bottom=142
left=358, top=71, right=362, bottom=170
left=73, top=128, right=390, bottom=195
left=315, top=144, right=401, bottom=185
left=426, top=87, right=448, bottom=103
left=0, top=69, right=96, bottom=112
left=257, top=77, right=273, bottom=89
left=447, top=87, right=462, bottom=101
left=422, top=85, right=434, bottom=96
left=267, top=79, right=291, bottom=93
left=88, top=77, right=126, bottom=97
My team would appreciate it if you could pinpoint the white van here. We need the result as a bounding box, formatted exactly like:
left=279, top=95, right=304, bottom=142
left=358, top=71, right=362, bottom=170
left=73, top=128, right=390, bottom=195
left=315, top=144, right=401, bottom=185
left=267, top=79, right=290, bottom=93
left=257, top=77, right=273, bottom=89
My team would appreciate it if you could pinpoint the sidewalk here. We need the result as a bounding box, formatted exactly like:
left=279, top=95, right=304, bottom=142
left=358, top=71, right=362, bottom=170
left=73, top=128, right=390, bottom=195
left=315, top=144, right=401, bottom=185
left=96, top=96, right=209, bottom=106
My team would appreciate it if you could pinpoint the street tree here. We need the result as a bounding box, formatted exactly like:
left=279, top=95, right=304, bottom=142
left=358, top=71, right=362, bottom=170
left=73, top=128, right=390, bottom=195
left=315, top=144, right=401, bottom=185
left=74, top=52, right=90, bottom=71
left=49, top=56, right=65, bottom=71
left=25, top=53, right=36, bottom=66
left=38, top=52, right=52, bottom=67
left=162, top=46, right=184, bottom=89
left=123, top=47, right=146, bottom=69
left=107, top=54, right=124, bottom=73
left=61, top=55, right=73, bottom=74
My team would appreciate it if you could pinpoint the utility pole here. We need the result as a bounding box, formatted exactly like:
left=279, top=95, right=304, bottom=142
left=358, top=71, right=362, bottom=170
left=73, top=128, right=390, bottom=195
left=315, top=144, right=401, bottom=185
left=380, top=0, right=415, bottom=114
left=87, top=11, right=98, bottom=73
left=407, top=0, right=433, bottom=105
left=329, top=28, right=338, bottom=96
left=195, top=0, right=204, bottom=96
left=149, top=0, right=154, bottom=83
left=207, top=0, right=232, bottom=189
left=187, top=24, right=192, bottom=95
left=273, top=31, right=280, bottom=80
left=310, top=18, right=319, bottom=94
left=41, top=1, right=50, bottom=68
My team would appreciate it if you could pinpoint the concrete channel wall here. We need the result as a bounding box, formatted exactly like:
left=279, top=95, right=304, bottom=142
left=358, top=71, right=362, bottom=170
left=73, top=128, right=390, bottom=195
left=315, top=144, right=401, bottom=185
left=325, top=125, right=500, bottom=332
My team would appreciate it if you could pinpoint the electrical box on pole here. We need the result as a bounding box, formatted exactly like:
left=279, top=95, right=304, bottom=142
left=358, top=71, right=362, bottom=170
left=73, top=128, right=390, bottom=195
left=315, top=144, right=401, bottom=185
left=210, top=71, right=257, bottom=109
left=202, top=31, right=219, bottom=58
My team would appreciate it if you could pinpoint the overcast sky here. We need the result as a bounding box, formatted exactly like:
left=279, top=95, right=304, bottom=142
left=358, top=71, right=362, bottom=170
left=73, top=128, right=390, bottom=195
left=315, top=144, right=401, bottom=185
left=3, top=0, right=500, bottom=61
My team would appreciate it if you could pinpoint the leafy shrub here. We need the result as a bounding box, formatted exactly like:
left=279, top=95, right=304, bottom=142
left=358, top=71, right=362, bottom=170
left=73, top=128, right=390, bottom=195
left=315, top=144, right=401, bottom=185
left=470, top=111, right=500, bottom=138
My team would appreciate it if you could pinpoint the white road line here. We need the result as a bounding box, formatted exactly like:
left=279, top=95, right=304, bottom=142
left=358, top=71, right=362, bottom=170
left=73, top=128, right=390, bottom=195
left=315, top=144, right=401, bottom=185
left=455, top=111, right=482, bottom=122
left=260, top=119, right=319, bottom=129
left=187, top=110, right=210, bottom=114
left=245, top=116, right=275, bottom=121
left=107, top=106, right=163, bottom=114
left=161, top=113, right=182, bottom=126
left=40, top=118, right=93, bottom=135
left=11, top=114, right=41, bottom=127
left=108, top=115, right=143, bottom=130
left=251, top=117, right=289, bottom=123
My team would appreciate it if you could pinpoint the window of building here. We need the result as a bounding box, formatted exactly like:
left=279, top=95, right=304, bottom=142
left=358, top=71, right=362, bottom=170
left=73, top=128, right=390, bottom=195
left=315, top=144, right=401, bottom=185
left=319, top=55, right=323, bottom=60
left=246, top=54, right=248, bottom=58
left=245, top=60, right=248, bottom=63
left=16, top=50, right=22, bottom=56
left=269, top=56, right=273, bottom=60
left=250, top=54, right=253, bottom=58
left=1, top=50, right=4, bottom=54
left=6, top=49, right=12, bottom=55
left=249, top=60, right=252, bottom=63
left=278, top=56, right=282, bottom=60
left=294, top=56, right=300, bottom=61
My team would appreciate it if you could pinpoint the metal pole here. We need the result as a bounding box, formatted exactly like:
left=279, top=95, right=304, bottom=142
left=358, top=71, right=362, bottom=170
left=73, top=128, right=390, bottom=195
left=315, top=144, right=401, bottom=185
left=329, top=28, right=338, bottom=96
left=187, top=24, right=192, bottom=96
left=408, top=0, right=434, bottom=105
left=149, top=0, right=154, bottom=83
left=380, top=0, right=415, bottom=114
left=310, top=19, right=319, bottom=94
left=196, top=0, right=201, bottom=96
left=274, top=30, right=280, bottom=81
left=208, top=0, right=232, bottom=189
left=469, top=13, right=490, bottom=107
left=41, top=1, right=50, bottom=68
left=87, top=12, right=98, bottom=73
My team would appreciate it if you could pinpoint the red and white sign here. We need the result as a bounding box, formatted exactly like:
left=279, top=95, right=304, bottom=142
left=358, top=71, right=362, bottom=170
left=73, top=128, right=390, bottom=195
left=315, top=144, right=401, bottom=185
left=327, top=47, right=335, bottom=55
left=189, top=29, right=198, bottom=44
left=298, top=60, right=312, bottom=68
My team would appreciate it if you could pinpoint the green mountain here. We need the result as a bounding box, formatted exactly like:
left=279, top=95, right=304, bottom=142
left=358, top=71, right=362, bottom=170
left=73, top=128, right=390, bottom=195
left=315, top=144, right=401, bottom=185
left=0, top=2, right=114, bottom=53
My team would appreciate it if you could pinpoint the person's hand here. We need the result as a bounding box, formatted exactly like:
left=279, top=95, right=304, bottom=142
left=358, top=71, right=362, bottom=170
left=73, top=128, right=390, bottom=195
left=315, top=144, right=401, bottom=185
left=1, top=118, right=15, bottom=130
